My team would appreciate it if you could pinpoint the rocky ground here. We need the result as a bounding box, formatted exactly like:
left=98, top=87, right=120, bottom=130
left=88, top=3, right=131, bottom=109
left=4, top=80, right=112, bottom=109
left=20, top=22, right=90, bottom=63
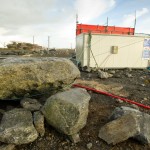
left=0, top=49, right=75, bottom=58
left=0, top=67, right=150, bottom=150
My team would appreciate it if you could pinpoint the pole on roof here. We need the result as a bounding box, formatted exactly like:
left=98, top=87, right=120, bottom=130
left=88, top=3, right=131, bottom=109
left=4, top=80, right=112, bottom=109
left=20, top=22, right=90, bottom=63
left=107, top=17, right=109, bottom=26
left=76, top=14, right=79, bottom=24
left=134, top=11, right=136, bottom=34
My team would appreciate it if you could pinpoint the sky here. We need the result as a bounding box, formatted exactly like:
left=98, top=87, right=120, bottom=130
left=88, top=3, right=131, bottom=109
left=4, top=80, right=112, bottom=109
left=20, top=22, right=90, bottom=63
left=0, top=0, right=150, bottom=48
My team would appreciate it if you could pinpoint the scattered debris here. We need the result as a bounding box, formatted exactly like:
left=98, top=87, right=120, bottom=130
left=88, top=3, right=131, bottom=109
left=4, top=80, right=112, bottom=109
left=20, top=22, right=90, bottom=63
left=109, top=70, right=116, bottom=74
left=98, top=70, right=113, bottom=79
left=68, top=133, right=80, bottom=143
left=86, top=143, right=93, bottom=149
left=126, top=73, right=133, bottom=78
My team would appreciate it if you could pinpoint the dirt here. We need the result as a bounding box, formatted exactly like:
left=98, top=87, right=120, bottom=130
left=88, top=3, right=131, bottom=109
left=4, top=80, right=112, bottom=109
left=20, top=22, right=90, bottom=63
left=0, top=69, right=150, bottom=150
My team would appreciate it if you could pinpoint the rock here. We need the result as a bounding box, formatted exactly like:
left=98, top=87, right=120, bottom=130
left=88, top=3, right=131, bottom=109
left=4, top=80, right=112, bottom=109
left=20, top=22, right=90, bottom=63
left=87, top=73, right=92, bottom=78
left=134, top=113, right=150, bottom=144
left=98, top=70, right=113, bottom=79
left=114, top=74, right=121, bottom=78
left=87, top=143, right=93, bottom=149
left=33, top=111, right=45, bottom=137
left=0, top=108, right=38, bottom=145
left=20, top=98, right=42, bottom=111
left=85, top=67, right=92, bottom=73
left=91, top=67, right=97, bottom=72
left=0, top=57, right=80, bottom=99
left=116, top=99, right=123, bottom=103
left=0, top=144, right=15, bottom=150
left=144, top=97, right=148, bottom=101
left=126, top=73, right=133, bottom=78
left=109, top=70, right=116, bottom=74
left=109, top=106, right=150, bottom=144
left=131, top=104, right=139, bottom=110
left=98, top=113, right=140, bottom=145
left=42, top=88, right=91, bottom=136
left=68, top=133, right=80, bottom=143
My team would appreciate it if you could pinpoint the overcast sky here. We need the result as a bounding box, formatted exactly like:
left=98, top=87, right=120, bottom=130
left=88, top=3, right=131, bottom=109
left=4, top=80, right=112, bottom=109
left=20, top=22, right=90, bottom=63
left=0, top=0, right=150, bottom=48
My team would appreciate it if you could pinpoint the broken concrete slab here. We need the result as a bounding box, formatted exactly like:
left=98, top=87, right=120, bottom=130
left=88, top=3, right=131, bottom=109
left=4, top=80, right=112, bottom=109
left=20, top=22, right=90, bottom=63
left=0, top=108, right=38, bottom=145
left=98, top=113, right=140, bottom=145
left=0, top=57, right=80, bottom=99
left=42, top=88, right=91, bottom=138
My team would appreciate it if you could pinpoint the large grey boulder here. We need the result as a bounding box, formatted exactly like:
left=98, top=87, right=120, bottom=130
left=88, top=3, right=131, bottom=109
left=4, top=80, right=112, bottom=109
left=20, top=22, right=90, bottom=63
left=0, top=57, right=80, bottom=99
left=0, top=108, right=38, bottom=145
left=42, top=88, right=91, bottom=136
left=109, top=106, right=150, bottom=144
left=98, top=113, right=140, bottom=145
left=99, top=106, right=150, bottom=145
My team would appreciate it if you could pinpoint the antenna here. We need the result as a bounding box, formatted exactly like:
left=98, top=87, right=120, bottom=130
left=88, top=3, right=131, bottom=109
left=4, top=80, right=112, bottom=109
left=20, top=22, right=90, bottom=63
left=107, top=17, right=109, bottom=26
left=76, top=14, right=79, bottom=24
left=134, top=11, right=136, bottom=34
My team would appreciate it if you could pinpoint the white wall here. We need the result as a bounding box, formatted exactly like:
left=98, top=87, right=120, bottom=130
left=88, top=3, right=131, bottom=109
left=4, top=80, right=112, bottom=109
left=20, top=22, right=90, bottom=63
left=76, top=34, right=84, bottom=66
left=77, top=33, right=149, bottom=68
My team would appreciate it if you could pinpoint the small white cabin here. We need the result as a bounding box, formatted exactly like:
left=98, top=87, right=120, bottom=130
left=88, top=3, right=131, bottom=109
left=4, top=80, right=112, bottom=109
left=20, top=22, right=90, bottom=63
left=76, top=33, right=150, bottom=69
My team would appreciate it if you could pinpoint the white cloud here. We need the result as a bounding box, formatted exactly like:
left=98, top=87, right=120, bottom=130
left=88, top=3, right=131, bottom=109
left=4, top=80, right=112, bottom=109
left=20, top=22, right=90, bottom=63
left=76, top=0, right=115, bottom=23
left=0, top=0, right=116, bottom=48
left=122, top=8, right=149, bottom=27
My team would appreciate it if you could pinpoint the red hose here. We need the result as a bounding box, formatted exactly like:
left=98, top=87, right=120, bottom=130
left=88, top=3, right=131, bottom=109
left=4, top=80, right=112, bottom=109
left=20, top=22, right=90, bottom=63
left=73, top=84, right=150, bottom=110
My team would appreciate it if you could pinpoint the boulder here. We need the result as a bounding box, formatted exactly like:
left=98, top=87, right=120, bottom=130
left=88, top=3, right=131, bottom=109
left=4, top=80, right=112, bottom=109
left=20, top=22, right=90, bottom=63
left=0, top=108, right=38, bottom=145
left=98, top=70, right=113, bottom=79
left=109, top=106, right=150, bottom=144
left=99, top=113, right=140, bottom=145
left=33, top=111, right=45, bottom=137
left=20, top=98, right=42, bottom=111
left=0, top=57, right=80, bottom=99
left=42, top=88, right=91, bottom=136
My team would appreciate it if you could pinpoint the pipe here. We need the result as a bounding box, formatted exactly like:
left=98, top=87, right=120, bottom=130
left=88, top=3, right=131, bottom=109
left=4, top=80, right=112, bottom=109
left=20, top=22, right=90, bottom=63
left=73, top=84, right=150, bottom=110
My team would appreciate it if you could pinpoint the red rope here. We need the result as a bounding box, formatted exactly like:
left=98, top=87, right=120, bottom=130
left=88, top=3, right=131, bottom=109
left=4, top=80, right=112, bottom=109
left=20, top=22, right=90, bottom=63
left=73, top=84, right=150, bottom=110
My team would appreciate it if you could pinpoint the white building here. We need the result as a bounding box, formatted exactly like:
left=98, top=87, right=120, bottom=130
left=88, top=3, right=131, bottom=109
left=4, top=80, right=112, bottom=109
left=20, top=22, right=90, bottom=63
left=76, top=33, right=150, bottom=69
